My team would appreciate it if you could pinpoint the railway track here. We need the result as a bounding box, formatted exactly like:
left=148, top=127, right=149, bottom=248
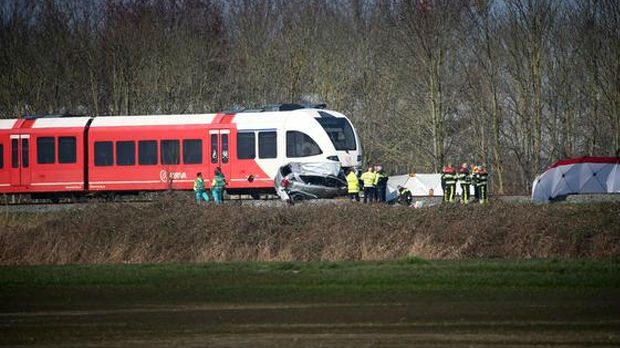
left=2, top=194, right=617, bottom=214
left=0, top=192, right=284, bottom=213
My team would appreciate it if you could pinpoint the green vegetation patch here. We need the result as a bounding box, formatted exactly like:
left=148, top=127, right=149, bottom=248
left=1, top=259, right=618, bottom=312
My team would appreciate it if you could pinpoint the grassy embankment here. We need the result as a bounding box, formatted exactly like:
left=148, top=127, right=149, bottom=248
left=1, top=196, right=618, bottom=264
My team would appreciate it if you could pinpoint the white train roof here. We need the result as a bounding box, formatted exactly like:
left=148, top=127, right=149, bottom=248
left=233, top=111, right=292, bottom=130
left=1, top=108, right=347, bottom=131
left=32, top=117, right=92, bottom=128
left=90, top=114, right=216, bottom=127
left=233, top=108, right=344, bottom=128
left=0, top=119, right=18, bottom=130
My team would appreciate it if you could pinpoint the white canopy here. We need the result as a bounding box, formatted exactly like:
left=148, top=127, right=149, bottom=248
left=386, top=173, right=473, bottom=201
left=531, top=157, right=620, bottom=203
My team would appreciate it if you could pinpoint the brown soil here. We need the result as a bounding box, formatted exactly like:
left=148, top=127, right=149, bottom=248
left=2, top=293, right=618, bottom=347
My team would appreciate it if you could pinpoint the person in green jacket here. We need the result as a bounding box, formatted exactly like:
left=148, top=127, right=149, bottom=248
left=194, top=172, right=210, bottom=205
left=211, top=167, right=227, bottom=205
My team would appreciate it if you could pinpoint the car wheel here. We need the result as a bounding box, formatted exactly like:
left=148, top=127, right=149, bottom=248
left=290, top=193, right=305, bottom=203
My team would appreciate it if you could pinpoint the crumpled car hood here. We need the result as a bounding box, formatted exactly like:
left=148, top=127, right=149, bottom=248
left=274, top=162, right=346, bottom=201
left=286, top=162, right=342, bottom=177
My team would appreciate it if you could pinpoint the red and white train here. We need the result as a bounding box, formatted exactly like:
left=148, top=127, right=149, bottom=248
left=0, top=105, right=362, bottom=200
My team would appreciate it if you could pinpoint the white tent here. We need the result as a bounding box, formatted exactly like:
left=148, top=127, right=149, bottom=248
left=386, top=173, right=473, bottom=201
left=531, top=157, right=620, bottom=203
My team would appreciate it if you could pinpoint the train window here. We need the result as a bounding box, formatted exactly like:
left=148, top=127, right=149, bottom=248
left=138, top=140, right=157, bottom=165
left=237, top=132, right=255, bottom=159
left=12, top=139, right=18, bottom=168
left=222, top=134, right=229, bottom=163
left=315, top=115, right=356, bottom=151
left=21, top=139, right=29, bottom=168
left=0, top=144, right=3, bottom=168
left=94, top=141, right=113, bottom=166
left=58, top=137, right=76, bottom=164
left=210, top=134, right=218, bottom=163
left=37, top=137, right=55, bottom=164
left=286, top=131, right=322, bottom=157
left=183, top=139, right=202, bottom=164
left=161, top=140, right=180, bottom=165
left=258, top=132, right=277, bottom=159
left=116, top=141, right=135, bottom=166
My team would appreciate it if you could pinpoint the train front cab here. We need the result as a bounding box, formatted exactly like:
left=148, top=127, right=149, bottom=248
left=0, top=117, right=88, bottom=198
left=280, top=109, right=361, bottom=170
left=230, top=109, right=362, bottom=194
left=312, top=110, right=362, bottom=169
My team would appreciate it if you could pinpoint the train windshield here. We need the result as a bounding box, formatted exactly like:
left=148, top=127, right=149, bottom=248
left=315, top=116, right=356, bottom=151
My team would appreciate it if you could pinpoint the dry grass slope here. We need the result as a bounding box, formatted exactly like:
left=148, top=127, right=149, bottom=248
left=1, top=195, right=619, bottom=265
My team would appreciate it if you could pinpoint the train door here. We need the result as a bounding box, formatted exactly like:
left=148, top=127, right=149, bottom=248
left=209, top=129, right=231, bottom=181
left=9, top=134, right=31, bottom=187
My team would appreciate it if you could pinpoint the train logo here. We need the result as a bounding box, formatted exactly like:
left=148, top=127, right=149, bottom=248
left=159, top=170, right=188, bottom=183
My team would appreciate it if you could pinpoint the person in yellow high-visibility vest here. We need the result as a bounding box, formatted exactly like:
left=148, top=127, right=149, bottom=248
left=211, top=167, right=227, bottom=205
left=360, top=167, right=376, bottom=204
left=193, top=172, right=210, bottom=205
left=346, top=169, right=360, bottom=202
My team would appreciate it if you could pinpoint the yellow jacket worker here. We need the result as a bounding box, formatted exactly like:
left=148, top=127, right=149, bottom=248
left=360, top=167, right=376, bottom=204
left=346, top=169, right=360, bottom=202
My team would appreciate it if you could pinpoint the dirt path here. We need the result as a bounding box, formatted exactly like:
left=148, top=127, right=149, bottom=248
left=2, top=294, right=618, bottom=347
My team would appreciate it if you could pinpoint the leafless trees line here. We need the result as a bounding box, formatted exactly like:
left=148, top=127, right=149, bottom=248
left=1, top=0, right=618, bottom=194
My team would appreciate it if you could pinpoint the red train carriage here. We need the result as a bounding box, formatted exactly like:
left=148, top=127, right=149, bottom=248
left=0, top=105, right=362, bottom=199
left=0, top=117, right=89, bottom=197
left=87, top=114, right=224, bottom=192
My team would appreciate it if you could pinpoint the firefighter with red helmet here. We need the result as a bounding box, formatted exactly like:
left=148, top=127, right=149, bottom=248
left=475, top=166, right=489, bottom=204
left=457, top=163, right=472, bottom=204
left=441, top=164, right=457, bottom=203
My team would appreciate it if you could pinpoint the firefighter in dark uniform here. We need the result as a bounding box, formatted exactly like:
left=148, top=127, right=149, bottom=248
left=441, top=164, right=457, bottom=203
left=475, top=166, right=489, bottom=204
left=457, top=163, right=472, bottom=204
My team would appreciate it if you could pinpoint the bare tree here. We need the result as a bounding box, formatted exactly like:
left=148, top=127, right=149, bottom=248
left=466, top=0, right=506, bottom=193
left=391, top=0, right=465, bottom=172
left=504, top=0, right=558, bottom=174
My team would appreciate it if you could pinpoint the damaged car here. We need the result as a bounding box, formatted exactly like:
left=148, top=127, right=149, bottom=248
left=274, top=162, right=347, bottom=202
